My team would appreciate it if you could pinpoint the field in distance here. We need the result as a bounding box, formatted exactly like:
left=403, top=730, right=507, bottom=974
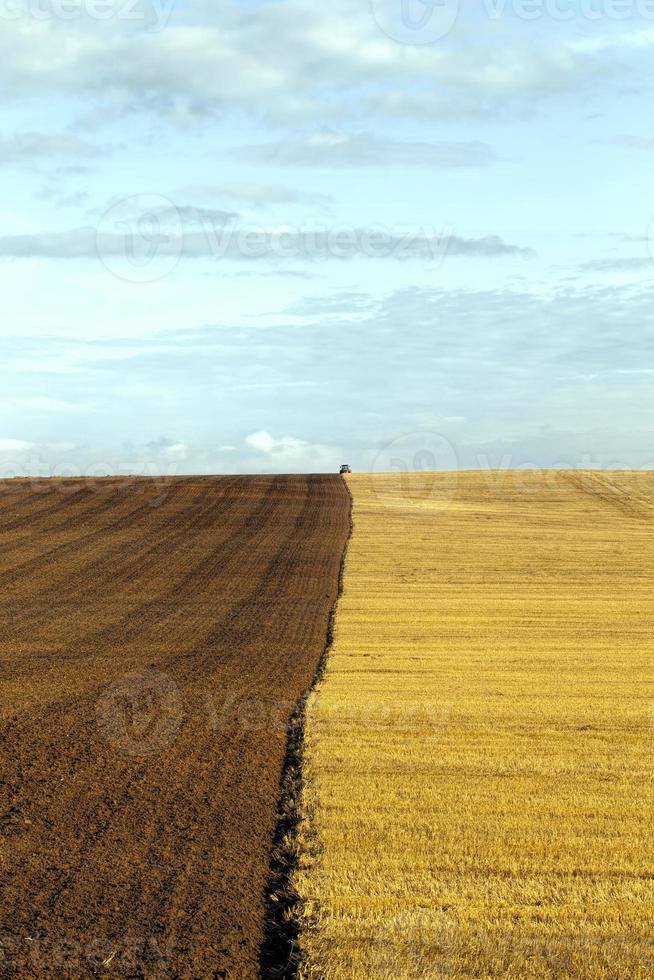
left=294, top=470, right=654, bottom=979
left=0, top=475, right=350, bottom=978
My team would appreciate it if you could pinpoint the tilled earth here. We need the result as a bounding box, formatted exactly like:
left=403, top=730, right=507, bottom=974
left=0, top=475, right=350, bottom=978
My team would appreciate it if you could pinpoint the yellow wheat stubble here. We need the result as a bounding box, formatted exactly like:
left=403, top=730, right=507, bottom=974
left=293, top=470, right=654, bottom=979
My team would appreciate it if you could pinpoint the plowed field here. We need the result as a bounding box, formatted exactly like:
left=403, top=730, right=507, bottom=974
left=0, top=475, right=350, bottom=978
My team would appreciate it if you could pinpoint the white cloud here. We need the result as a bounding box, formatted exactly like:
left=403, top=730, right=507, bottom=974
left=0, top=132, right=103, bottom=164
left=0, top=221, right=534, bottom=261
left=10, top=396, right=82, bottom=412
left=161, top=441, right=189, bottom=460
left=0, top=439, right=34, bottom=454
left=0, top=2, right=628, bottom=124
left=245, top=430, right=341, bottom=469
left=571, top=26, right=654, bottom=54
left=236, top=131, right=495, bottom=168
left=186, top=183, right=333, bottom=210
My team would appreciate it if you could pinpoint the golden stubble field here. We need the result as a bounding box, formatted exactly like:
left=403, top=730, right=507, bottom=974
left=293, top=470, right=654, bottom=979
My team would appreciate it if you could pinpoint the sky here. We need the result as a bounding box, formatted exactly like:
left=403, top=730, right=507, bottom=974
left=1, top=0, right=653, bottom=476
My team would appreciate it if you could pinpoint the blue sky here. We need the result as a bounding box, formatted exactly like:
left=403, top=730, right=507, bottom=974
left=1, top=0, right=653, bottom=475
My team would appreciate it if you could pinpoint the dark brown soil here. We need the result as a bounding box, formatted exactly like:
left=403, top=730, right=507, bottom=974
left=0, top=475, right=350, bottom=979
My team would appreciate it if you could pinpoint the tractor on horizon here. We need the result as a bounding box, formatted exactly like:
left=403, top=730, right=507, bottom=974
left=339, top=464, right=352, bottom=475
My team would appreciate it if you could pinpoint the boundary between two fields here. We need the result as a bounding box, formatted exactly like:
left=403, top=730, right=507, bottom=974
left=259, top=476, right=354, bottom=979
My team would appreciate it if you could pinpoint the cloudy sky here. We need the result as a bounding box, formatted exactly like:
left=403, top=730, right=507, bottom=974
left=1, top=0, right=653, bottom=476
